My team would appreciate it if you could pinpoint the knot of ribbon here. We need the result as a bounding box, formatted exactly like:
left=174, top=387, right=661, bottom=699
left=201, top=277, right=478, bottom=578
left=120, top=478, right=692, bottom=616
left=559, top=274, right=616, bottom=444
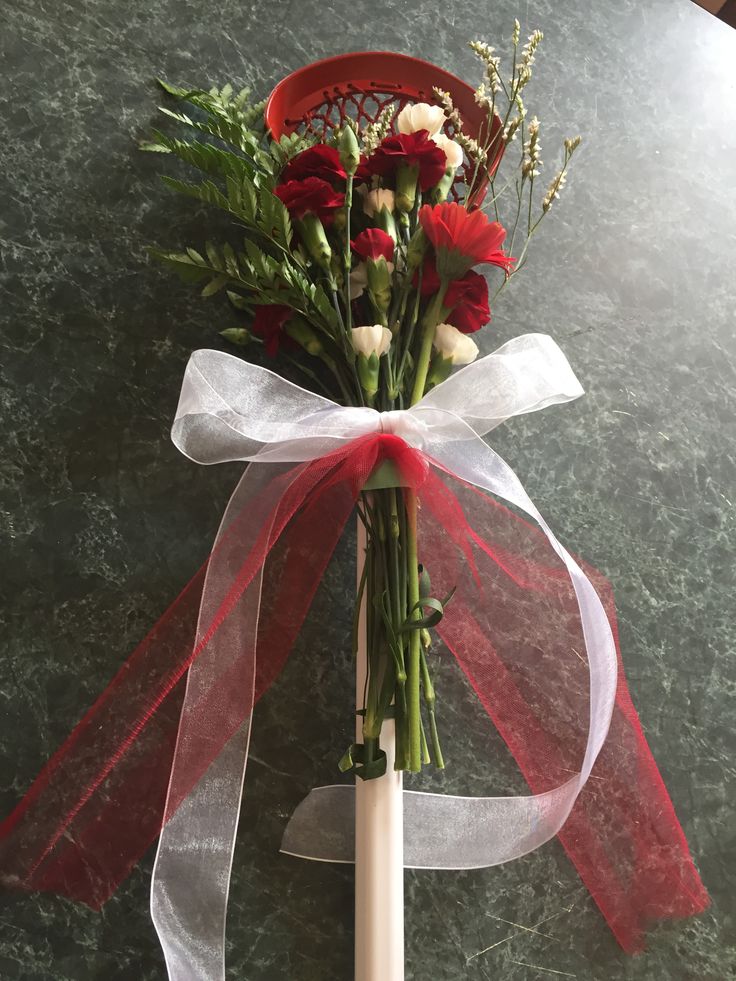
left=377, top=409, right=428, bottom=445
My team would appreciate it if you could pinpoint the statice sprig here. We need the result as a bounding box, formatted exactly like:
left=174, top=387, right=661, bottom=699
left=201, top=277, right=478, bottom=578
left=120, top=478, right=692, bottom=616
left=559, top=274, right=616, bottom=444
left=462, top=22, right=582, bottom=291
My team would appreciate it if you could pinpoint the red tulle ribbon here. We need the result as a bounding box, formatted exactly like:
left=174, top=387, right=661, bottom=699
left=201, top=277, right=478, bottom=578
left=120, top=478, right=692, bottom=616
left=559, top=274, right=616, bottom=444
left=0, top=434, right=708, bottom=952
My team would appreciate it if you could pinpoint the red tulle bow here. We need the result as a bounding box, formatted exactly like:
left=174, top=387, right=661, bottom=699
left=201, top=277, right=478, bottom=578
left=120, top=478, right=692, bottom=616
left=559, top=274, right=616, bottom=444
left=0, top=434, right=708, bottom=953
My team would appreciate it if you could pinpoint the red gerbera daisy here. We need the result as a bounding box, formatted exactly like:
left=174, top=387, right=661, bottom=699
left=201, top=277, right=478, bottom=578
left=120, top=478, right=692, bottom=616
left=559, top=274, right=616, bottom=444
left=274, top=177, right=345, bottom=224
left=251, top=304, right=296, bottom=357
left=351, top=228, right=395, bottom=263
left=419, top=202, right=515, bottom=279
left=361, top=130, right=447, bottom=192
left=279, top=145, right=346, bottom=185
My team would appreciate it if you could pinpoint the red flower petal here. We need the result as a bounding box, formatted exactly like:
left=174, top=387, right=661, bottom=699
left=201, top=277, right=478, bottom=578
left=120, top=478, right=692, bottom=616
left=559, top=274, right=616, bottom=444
left=351, top=228, right=395, bottom=262
left=419, top=202, right=514, bottom=276
left=363, top=130, right=447, bottom=192
left=280, top=145, right=346, bottom=185
left=274, top=177, right=345, bottom=222
left=412, top=259, right=491, bottom=333
left=251, top=304, right=295, bottom=357
left=445, top=270, right=491, bottom=334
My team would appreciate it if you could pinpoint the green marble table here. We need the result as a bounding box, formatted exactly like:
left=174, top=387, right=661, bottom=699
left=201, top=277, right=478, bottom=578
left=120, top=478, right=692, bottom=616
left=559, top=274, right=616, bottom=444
left=1, top=0, right=734, bottom=978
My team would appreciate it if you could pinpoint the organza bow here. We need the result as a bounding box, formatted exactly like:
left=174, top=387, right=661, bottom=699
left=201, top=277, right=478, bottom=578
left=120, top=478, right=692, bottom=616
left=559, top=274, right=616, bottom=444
left=0, top=334, right=708, bottom=980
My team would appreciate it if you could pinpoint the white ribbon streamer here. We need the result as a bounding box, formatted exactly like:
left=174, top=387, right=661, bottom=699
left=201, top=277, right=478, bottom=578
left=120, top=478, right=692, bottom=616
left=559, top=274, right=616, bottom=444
left=153, top=333, right=617, bottom=980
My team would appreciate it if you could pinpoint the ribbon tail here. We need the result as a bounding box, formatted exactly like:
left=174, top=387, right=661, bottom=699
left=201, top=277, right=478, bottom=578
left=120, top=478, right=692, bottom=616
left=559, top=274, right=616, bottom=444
left=281, top=443, right=708, bottom=955
left=149, top=439, right=390, bottom=978
left=420, top=442, right=709, bottom=951
left=150, top=466, right=269, bottom=980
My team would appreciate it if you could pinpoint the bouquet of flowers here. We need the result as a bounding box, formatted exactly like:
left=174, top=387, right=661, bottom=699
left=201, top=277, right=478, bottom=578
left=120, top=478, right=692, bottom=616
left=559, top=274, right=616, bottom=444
left=0, top=25, right=708, bottom=981
left=143, top=27, right=580, bottom=783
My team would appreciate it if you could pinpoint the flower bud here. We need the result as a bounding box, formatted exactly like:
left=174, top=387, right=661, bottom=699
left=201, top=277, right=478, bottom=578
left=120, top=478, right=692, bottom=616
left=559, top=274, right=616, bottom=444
left=375, top=205, right=398, bottom=243
left=395, top=164, right=419, bottom=214
left=426, top=353, right=454, bottom=388
left=432, top=322, right=479, bottom=365
left=219, top=327, right=251, bottom=347
left=295, top=213, right=332, bottom=272
left=357, top=352, right=381, bottom=400
left=285, top=316, right=323, bottom=356
left=429, top=170, right=455, bottom=204
left=351, top=324, right=392, bottom=358
left=366, top=257, right=392, bottom=316
left=353, top=325, right=392, bottom=401
left=396, top=102, right=445, bottom=137
left=338, top=124, right=361, bottom=175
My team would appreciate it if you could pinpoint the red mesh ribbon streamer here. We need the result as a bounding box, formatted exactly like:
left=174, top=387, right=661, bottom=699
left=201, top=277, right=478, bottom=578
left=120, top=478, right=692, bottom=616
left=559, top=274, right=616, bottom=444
left=0, top=434, right=708, bottom=952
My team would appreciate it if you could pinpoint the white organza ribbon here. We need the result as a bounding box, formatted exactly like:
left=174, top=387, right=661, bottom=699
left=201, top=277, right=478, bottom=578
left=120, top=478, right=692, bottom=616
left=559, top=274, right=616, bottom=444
left=152, top=333, right=617, bottom=980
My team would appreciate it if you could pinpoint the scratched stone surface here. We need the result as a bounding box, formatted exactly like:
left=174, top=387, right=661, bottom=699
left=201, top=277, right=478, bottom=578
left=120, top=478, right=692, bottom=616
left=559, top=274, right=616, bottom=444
left=1, top=0, right=734, bottom=978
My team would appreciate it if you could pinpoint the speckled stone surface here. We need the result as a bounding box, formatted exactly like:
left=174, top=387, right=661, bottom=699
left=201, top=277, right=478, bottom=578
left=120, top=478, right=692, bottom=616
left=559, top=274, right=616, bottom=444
left=1, top=0, right=735, bottom=978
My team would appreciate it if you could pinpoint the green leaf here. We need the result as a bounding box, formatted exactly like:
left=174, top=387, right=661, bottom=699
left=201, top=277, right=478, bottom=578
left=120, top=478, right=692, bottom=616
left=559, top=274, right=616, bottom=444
left=149, top=131, right=256, bottom=184
left=139, top=139, right=171, bottom=153
left=338, top=743, right=387, bottom=780
left=161, top=176, right=229, bottom=211
left=220, top=327, right=251, bottom=346
left=156, top=105, right=262, bottom=156
left=201, top=274, right=229, bottom=297
left=147, top=248, right=213, bottom=284
left=205, top=241, right=223, bottom=270
left=257, top=187, right=292, bottom=248
left=222, top=243, right=240, bottom=278
left=226, top=290, right=250, bottom=310
left=156, top=78, right=190, bottom=97
left=400, top=587, right=457, bottom=632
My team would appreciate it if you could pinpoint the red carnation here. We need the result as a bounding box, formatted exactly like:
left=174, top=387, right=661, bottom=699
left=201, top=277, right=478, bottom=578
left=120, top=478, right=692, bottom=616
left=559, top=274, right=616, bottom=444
left=274, top=177, right=345, bottom=223
left=419, top=202, right=515, bottom=279
left=251, top=304, right=296, bottom=357
left=280, top=145, right=346, bottom=185
left=414, top=259, right=490, bottom=333
left=444, top=271, right=490, bottom=334
left=361, top=130, right=447, bottom=192
left=351, top=228, right=395, bottom=263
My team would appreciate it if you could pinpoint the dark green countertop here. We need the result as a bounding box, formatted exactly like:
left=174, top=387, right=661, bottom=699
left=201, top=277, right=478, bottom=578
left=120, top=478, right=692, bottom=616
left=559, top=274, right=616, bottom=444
left=1, top=0, right=734, bottom=978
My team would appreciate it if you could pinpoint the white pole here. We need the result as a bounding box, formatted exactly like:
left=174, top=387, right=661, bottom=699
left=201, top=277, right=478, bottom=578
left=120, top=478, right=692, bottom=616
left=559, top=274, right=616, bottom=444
left=355, top=516, right=405, bottom=981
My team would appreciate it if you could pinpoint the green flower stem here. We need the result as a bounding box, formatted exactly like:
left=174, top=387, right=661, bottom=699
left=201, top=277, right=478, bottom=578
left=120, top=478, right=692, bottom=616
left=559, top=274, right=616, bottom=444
left=386, top=489, right=408, bottom=765
left=343, top=173, right=353, bottom=332
left=405, top=490, right=423, bottom=772
left=409, top=279, right=449, bottom=406
left=395, top=266, right=423, bottom=399
left=404, top=277, right=451, bottom=771
left=419, top=718, right=430, bottom=765
left=420, top=647, right=445, bottom=769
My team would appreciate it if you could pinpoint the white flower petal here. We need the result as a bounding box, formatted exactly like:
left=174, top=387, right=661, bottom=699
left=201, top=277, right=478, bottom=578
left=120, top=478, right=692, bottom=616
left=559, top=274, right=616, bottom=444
left=432, top=322, right=479, bottom=365
left=432, top=133, right=464, bottom=170
left=362, top=188, right=395, bottom=217
left=351, top=324, right=392, bottom=357
left=396, top=102, right=445, bottom=137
